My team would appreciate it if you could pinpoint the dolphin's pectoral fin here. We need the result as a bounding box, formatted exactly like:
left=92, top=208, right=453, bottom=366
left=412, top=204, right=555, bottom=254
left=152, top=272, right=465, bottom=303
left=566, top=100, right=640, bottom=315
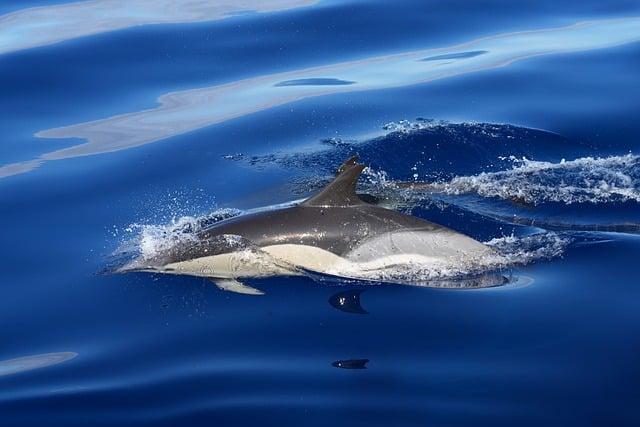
left=211, top=279, right=265, bottom=296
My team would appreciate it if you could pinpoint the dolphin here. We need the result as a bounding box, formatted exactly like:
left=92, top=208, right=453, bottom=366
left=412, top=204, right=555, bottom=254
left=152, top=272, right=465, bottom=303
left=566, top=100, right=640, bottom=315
left=121, top=156, right=495, bottom=294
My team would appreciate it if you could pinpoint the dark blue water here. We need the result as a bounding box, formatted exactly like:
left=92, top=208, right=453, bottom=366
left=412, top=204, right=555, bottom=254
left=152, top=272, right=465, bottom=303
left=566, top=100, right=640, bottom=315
left=1, top=1, right=640, bottom=425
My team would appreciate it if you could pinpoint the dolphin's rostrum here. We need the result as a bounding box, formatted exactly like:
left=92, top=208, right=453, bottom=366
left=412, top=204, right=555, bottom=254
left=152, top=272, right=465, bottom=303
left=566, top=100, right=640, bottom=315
left=121, top=157, right=494, bottom=294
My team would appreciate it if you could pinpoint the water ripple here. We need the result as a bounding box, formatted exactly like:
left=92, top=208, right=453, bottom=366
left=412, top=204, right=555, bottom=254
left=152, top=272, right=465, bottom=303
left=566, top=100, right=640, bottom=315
left=0, top=0, right=319, bottom=56
left=0, top=352, right=77, bottom=378
left=2, top=17, right=639, bottom=179
left=274, top=77, right=356, bottom=86
left=421, top=50, right=488, bottom=61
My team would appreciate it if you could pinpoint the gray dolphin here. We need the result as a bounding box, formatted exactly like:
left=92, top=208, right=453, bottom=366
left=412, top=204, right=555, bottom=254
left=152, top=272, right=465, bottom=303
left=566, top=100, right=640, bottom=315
left=121, top=157, right=494, bottom=294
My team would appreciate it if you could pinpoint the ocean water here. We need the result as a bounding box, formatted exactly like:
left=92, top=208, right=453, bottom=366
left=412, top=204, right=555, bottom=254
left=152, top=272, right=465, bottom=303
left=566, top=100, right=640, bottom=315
left=1, top=1, right=640, bottom=425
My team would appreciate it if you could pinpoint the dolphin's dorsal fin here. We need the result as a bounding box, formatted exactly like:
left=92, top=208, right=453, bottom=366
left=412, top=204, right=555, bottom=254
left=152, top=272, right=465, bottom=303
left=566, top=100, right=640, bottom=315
left=336, top=155, right=359, bottom=174
left=303, top=156, right=366, bottom=207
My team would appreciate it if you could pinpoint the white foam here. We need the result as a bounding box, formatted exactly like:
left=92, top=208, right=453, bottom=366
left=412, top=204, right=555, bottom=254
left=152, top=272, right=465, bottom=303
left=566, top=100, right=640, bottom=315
left=381, top=119, right=445, bottom=134
left=321, top=232, right=570, bottom=284
left=431, top=154, right=640, bottom=204
left=380, top=119, right=512, bottom=138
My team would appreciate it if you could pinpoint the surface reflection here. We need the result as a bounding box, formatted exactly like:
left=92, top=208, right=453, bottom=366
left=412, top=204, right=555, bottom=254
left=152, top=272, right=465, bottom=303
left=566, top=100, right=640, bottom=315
left=275, top=78, right=356, bottom=87
left=420, top=274, right=510, bottom=289
left=332, top=359, right=369, bottom=369
left=421, top=50, right=487, bottom=61
left=4, top=17, right=640, bottom=178
left=0, top=352, right=77, bottom=377
left=0, top=0, right=319, bottom=56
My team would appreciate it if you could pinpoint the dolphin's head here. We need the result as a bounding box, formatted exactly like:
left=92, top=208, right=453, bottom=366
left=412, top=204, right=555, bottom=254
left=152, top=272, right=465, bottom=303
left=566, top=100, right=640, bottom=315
left=118, top=233, right=255, bottom=276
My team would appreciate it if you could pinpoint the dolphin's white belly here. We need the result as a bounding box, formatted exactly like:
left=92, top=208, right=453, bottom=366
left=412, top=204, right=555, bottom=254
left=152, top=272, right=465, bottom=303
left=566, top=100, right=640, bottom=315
left=270, top=229, right=491, bottom=268
left=347, top=230, right=493, bottom=263
left=164, top=245, right=343, bottom=278
left=164, top=229, right=493, bottom=280
left=164, top=249, right=297, bottom=278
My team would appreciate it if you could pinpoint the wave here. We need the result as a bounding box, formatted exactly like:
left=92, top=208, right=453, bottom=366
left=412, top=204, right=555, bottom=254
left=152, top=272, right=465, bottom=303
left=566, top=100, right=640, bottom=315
left=243, top=120, right=640, bottom=233
left=248, top=119, right=578, bottom=179
left=366, top=155, right=640, bottom=233
left=427, top=154, right=640, bottom=205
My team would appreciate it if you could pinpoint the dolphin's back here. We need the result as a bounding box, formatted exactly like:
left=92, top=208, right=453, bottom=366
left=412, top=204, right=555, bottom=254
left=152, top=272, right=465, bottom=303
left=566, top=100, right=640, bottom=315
left=197, top=154, right=492, bottom=263
left=198, top=203, right=446, bottom=257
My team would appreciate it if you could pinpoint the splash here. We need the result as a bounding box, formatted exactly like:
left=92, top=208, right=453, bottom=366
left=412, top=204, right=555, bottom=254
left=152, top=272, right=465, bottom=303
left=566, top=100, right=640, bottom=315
left=484, top=232, right=571, bottom=265
left=381, top=119, right=526, bottom=140
left=323, top=232, right=571, bottom=285
left=109, top=198, right=303, bottom=271
left=429, top=154, right=640, bottom=205
left=381, top=119, right=446, bottom=134
left=108, top=208, right=241, bottom=271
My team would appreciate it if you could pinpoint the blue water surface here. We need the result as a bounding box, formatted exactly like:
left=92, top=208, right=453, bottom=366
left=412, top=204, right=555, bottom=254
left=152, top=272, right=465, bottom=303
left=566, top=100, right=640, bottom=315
left=1, top=1, right=639, bottom=426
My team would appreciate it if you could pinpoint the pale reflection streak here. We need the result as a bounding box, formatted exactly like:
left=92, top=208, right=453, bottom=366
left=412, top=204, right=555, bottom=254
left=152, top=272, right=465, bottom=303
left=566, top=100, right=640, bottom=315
left=0, top=352, right=77, bottom=377
left=2, top=17, right=640, bottom=178
left=0, top=0, right=319, bottom=55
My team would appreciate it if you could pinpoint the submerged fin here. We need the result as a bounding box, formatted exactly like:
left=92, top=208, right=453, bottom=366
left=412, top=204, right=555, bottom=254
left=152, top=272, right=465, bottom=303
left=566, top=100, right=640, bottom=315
left=328, top=289, right=368, bottom=314
left=211, top=279, right=265, bottom=296
left=303, top=156, right=367, bottom=207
